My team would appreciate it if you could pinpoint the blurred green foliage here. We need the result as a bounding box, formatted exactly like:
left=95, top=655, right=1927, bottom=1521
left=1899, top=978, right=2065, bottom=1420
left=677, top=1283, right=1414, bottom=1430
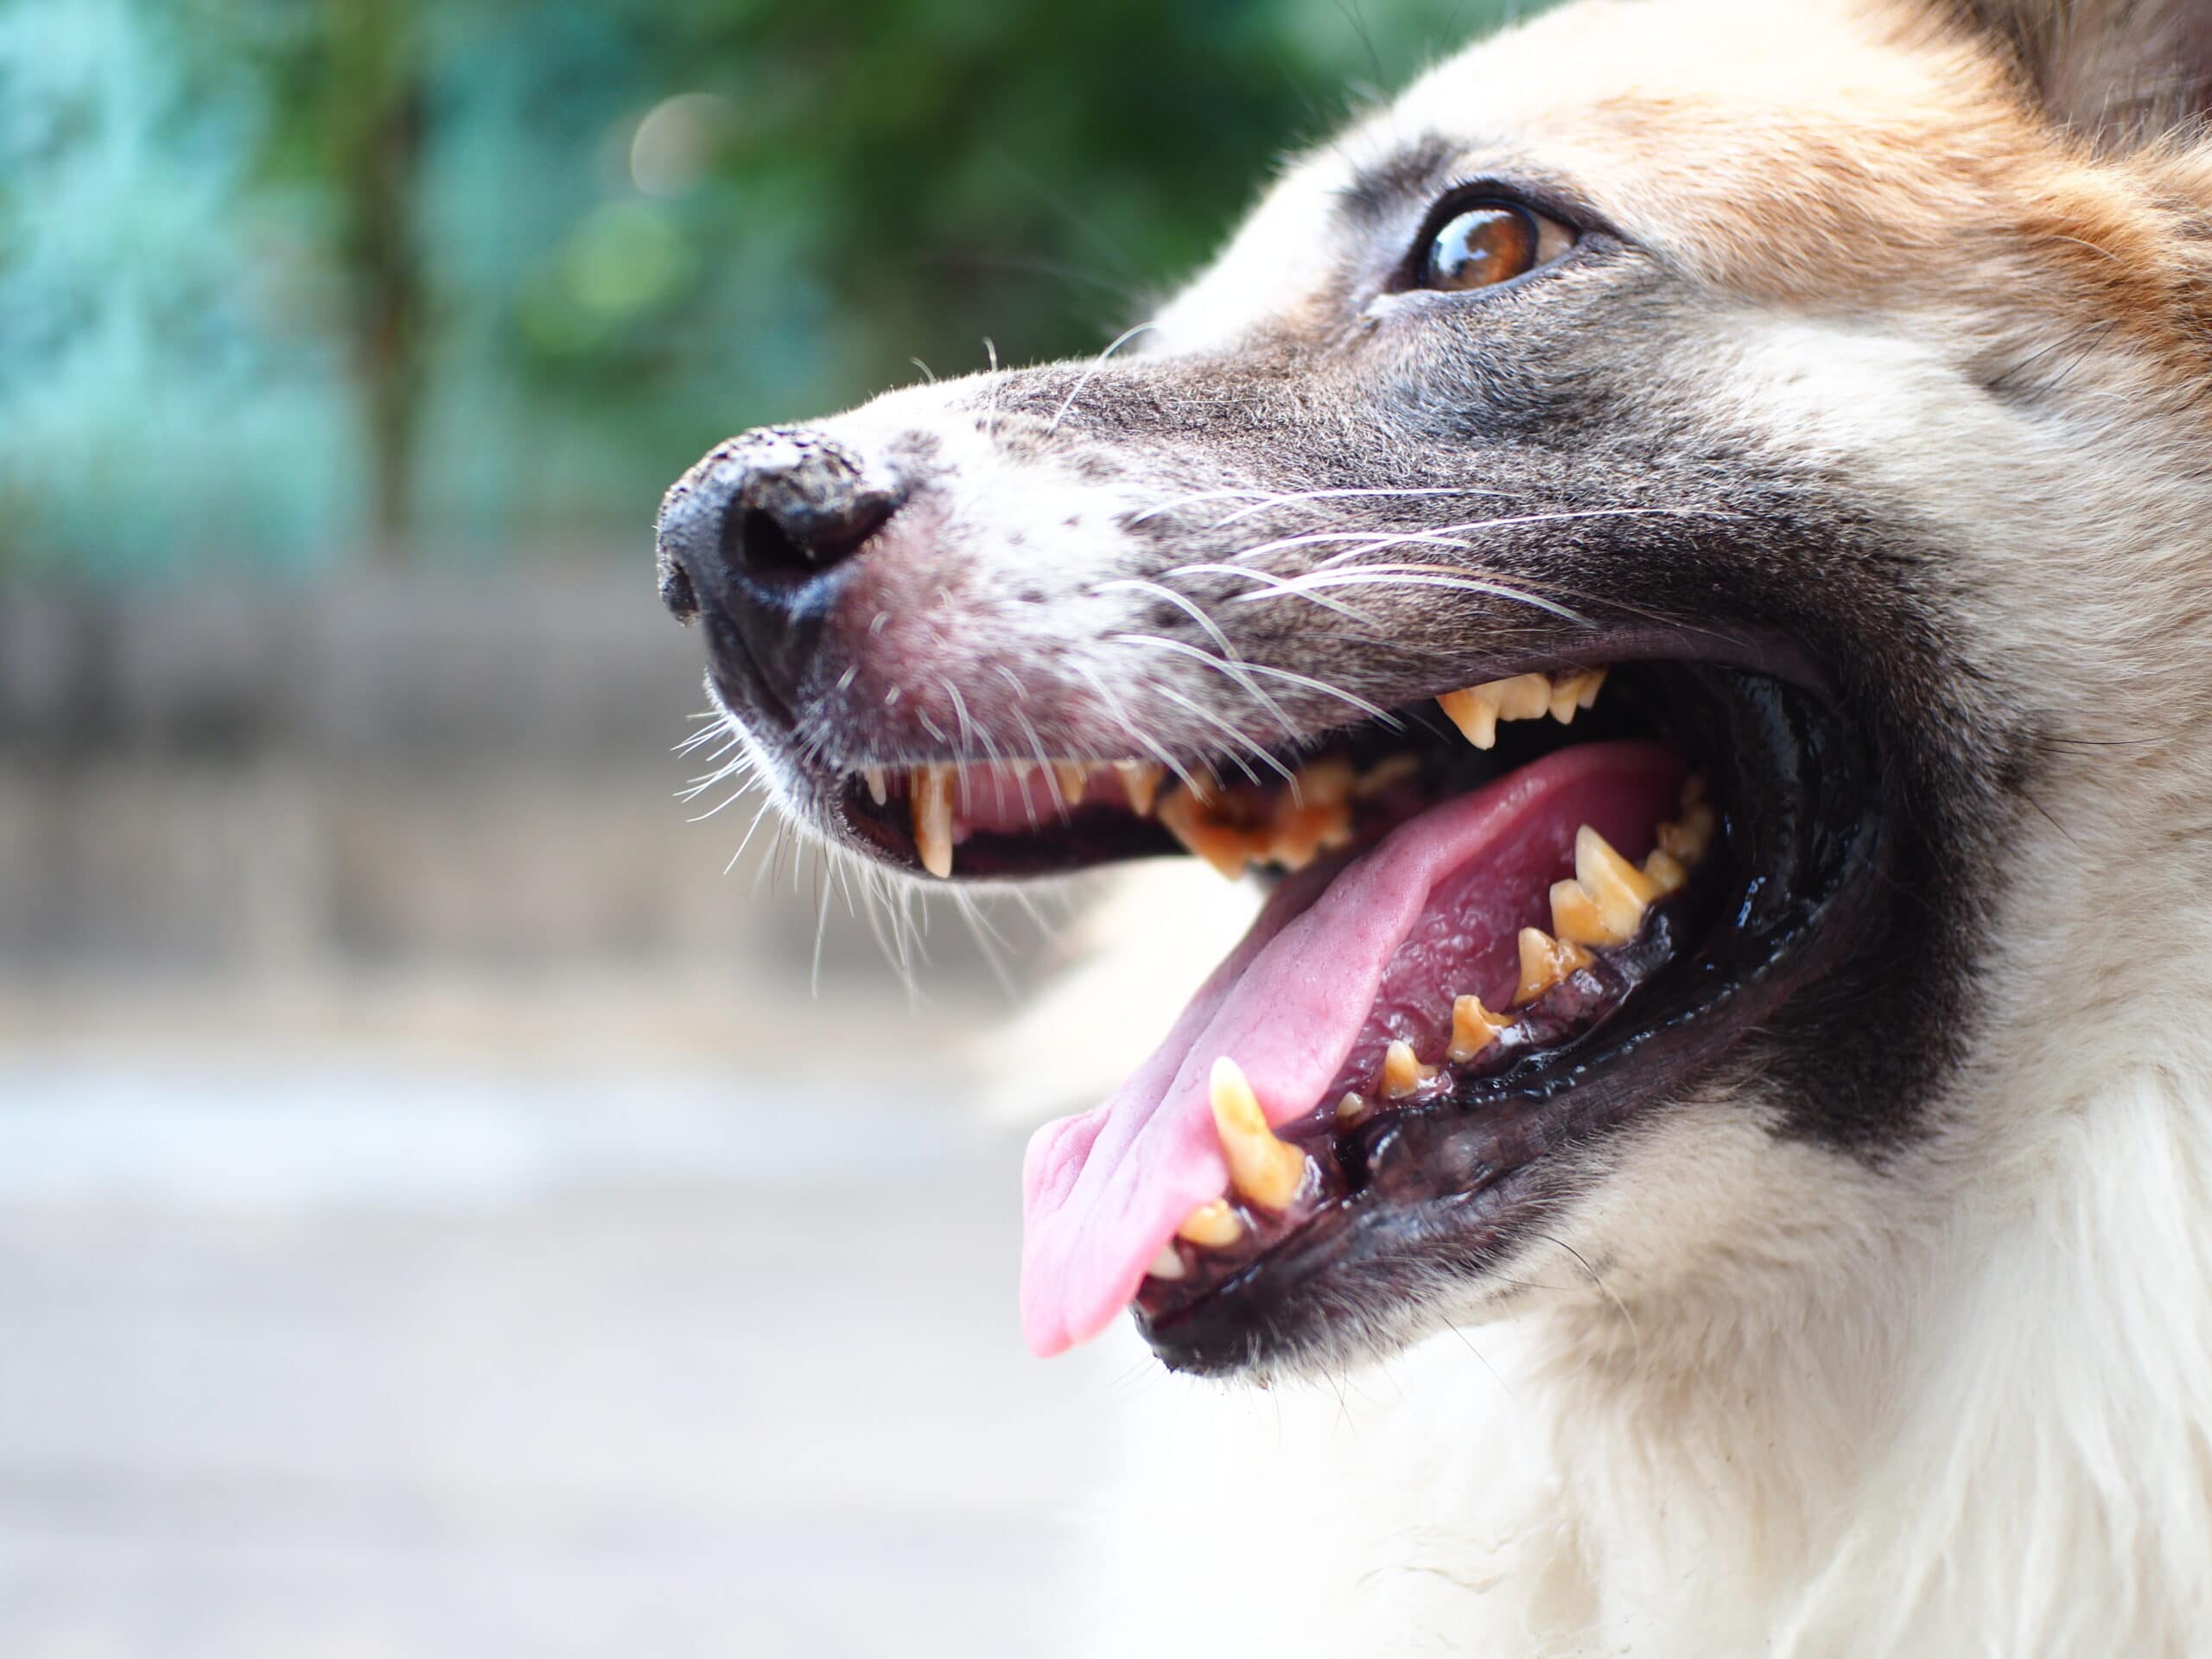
left=0, top=0, right=1522, bottom=578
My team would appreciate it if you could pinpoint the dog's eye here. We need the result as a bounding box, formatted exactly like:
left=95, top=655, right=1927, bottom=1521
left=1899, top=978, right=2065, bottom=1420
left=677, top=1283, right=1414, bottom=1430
left=1419, top=202, right=1576, bottom=292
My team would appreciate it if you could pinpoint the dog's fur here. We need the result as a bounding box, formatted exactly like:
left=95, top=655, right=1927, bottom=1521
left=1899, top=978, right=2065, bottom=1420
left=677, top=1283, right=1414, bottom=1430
left=664, top=0, right=2212, bottom=1649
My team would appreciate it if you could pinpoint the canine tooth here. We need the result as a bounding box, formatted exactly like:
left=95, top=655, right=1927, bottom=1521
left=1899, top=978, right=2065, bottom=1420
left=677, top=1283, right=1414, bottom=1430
left=1209, top=1056, right=1306, bottom=1211
left=1437, top=687, right=1500, bottom=749
left=1574, top=824, right=1663, bottom=938
left=1515, top=926, right=1593, bottom=1006
left=862, top=766, right=888, bottom=806
left=1176, top=1198, right=1245, bottom=1249
left=912, top=766, right=956, bottom=879
left=1335, top=1091, right=1370, bottom=1125
left=1643, top=848, right=1688, bottom=895
left=1158, top=786, right=1259, bottom=880
left=1380, top=1039, right=1436, bottom=1099
left=1449, top=995, right=1511, bottom=1062
left=1550, top=876, right=1630, bottom=948
left=1052, top=761, right=1093, bottom=804
left=1656, top=803, right=1718, bottom=866
left=1115, top=760, right=1165, bottom=817
left=1147, top=1244, right=1187, bottom=1281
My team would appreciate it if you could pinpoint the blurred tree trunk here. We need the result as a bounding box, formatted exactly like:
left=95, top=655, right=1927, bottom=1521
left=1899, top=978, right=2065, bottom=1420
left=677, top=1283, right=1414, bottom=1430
left=327, top=0, right=424, bottom=563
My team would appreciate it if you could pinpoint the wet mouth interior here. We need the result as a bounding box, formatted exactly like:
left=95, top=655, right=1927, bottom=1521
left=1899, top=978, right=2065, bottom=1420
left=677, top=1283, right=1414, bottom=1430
left=832, top=659, right=1871, bottom=1357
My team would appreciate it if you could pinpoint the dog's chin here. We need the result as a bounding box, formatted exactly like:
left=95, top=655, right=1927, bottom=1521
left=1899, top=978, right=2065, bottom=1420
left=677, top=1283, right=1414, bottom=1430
left=711, top=627, right=1888, bottom=1379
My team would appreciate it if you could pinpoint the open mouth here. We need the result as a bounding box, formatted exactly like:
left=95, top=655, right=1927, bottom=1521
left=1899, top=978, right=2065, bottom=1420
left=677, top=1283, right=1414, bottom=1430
left=807, top=652, right=1879, bottom=1370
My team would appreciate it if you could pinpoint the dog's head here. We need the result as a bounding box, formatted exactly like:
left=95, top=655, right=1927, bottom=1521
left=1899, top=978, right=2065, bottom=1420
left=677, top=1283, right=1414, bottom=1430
left=658, top=0, right=2212, bottom=1378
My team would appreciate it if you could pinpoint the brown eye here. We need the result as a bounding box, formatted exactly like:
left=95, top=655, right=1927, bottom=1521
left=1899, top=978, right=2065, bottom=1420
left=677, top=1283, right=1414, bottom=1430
left=1419, top=202, right=1575, bottom=292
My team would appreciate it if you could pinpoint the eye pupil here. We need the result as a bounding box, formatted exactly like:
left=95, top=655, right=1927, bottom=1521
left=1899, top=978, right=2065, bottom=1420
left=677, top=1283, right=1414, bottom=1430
left=1423, top=205, right=1539, bottom=292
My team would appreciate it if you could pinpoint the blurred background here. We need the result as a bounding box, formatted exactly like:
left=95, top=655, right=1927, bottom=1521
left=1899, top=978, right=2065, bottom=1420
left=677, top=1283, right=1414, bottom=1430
left=0, top=1, right=1515, bottom=1653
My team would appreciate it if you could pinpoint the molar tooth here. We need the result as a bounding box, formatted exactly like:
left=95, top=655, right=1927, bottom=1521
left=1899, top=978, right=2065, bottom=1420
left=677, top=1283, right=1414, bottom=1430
left=1550, top=876, right=1630, bottom=948
left=1209, top=1056, right=1307, bottom=1211
left=1353, top=753, right=1422, bottom=798
left=1380, top=1039, right=1437, bottom=1099
left=912, top=766, right=956, bottom=879
left=1437, top=686, right=1501, bottom=749
left=1449, top=995, right=1511, bottom=1062
left=1147, top=1244, right=1187, bottom=1281
left=1176, top=1198, right=1245, bottom=1249
left=1548, top=671, right=1590, bottom=724
left=1577, top=667, right=1607, bottom=709
left=1656, top=803, right=1718, bottom=866
left=1493, top=673, right=1552, bottom=722
left=1158, top=786, right=1259, bottom=880
left=1115, top=760, right=1165, bottom=817
left=1515, top=926, right=1593, bottom=1006
left=1643, top=849, right=1688, bottom=895
left=862, top=766, right=888, bottom=806
left=1574, top=824, right=1663, bottom=938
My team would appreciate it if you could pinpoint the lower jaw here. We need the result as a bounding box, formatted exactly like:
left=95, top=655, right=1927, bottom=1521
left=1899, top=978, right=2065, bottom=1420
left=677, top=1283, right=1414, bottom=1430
left=1128, top=671, right=1882, bottom=1375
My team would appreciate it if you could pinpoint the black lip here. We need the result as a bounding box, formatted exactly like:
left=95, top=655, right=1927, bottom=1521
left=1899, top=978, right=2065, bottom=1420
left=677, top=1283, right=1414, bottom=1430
left=1131, top=667, right=1882, bottom=1377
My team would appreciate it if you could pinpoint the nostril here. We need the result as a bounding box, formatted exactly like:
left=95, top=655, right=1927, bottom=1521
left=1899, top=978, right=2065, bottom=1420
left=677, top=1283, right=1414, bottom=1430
left=721, top=496, right=895, bottom=587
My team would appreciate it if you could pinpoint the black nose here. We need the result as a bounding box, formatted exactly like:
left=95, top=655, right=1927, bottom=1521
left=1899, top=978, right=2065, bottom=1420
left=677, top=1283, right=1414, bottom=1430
left=657, top=426, right=903, bottom=622
left=656, top=426, right=905, bottom=710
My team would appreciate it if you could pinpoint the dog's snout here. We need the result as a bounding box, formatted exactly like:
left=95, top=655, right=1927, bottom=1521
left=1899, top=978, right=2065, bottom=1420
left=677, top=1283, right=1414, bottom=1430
left=657, top=426, right=903, bottom=626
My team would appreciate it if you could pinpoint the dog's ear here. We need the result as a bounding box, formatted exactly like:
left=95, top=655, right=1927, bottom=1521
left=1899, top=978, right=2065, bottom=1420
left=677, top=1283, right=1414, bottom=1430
left=1936, top=0, right=2212, bottom=143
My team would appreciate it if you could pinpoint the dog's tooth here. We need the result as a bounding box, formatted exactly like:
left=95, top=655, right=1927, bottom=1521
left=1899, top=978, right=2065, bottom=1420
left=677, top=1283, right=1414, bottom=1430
left=1643, top=848, right=1688, bottom=896
left=1449, top=995, right=1512, bottom=1062
left=1577, top=667, right=1606, bottom=710
left=1296, top=755, right=1357, bottom=807
left=1380, top=1039, right=1437, bottom=1099
left=1548, top=672, right=1587, bottom=724
left=1550, top=876, right=1630, bottom=948
left=1493, top=673, right=1552, bottom=722
left=1437, top=686, right=1501, bottom=749
left=1052, top=761, right=1093, bottom=805
left=1176, top=1198, right=1245, bottom=1249
left=1574, top=824, right=1662, bottom=938
left=1209, top=1056, right=1306, bottom=1211
left=1115, top=760, right=1165, bottom=817
left=1353, top=753, right=1422, bottom=798
left=1158, top=786, right=1258, bottom=880
left=1515, top=926, right=1592, bottom=1006
left=862, top=767, right=888, bottom=806
left=1656, top=803, right=1717, bottom=866
left=912, top=766, right=956, bottom=879
left=1147, top=1244, right=1187, bottom=1281
left=1335, top=1090, right=1370, bottom=1125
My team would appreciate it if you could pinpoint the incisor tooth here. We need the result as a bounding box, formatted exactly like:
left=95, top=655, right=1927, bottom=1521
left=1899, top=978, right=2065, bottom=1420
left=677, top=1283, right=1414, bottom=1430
left=1147, top=1244, right=1187, bottom=1281
left=1437, top=686, right=1500, bottom=749
left=1115, top=760, right=1165, bottom=817
left=1575, top=824, right=1663, bottom=938
left=1515, top=926, right=1592, bottom=1006
left=1177, top=1198, right=1245, bottom=1249
left=1449, top=995, right=1512, bottom=1062
left=1052, top=761, right=1093, bottom=806
left=912, top=766, right=956, bottom=879
left=862, top=767, right=888, bottom=806
left=1209, top=1056, right=1306, bottom=1211
left=1380, top=1039, right=1437, bottom=1099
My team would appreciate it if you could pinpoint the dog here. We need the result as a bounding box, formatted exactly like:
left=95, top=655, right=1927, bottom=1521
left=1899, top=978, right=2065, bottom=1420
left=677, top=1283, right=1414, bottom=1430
left=655, top=0, right=2212, bottom=1649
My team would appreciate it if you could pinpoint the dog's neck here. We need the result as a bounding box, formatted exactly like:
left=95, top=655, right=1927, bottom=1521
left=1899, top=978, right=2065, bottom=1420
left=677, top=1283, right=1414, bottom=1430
left=1087, top=1038, right=2212, bottom=1657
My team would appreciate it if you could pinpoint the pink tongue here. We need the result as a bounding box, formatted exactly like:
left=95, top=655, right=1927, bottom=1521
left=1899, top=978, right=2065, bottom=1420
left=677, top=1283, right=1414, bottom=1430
left=1019, top=741, right=1684, bottom=1357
